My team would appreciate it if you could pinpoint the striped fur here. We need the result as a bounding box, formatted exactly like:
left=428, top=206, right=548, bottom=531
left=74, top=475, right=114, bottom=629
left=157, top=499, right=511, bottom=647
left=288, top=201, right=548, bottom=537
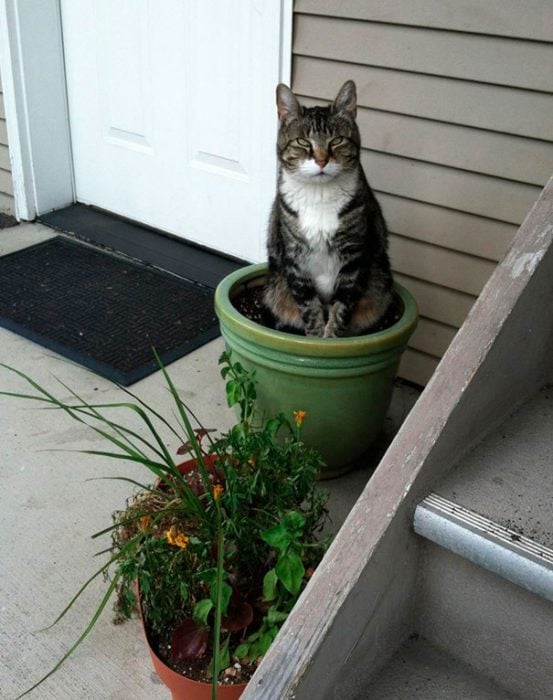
left=264, top=81, right=393, bottom=337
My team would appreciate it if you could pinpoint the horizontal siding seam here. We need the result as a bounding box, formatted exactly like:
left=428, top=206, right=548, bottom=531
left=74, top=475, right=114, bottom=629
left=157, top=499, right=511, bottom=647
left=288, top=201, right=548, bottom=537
left=413, top=314, right=460, bottom=334
left=404, top=346, right=441, bottom=362
left=372, top=188, right=527, bottom=230
left=394, top=271, right=477, bottom=301
left=295, top=88, right=553, bottom=142
left=361, top=146, right=549, bottom=189
left=294, top=95, right=553, bottom=147
left=293, top=12, right=553, bottom=45
left=292, top=52, right=553, bottom=97
left=389, top=229, right=504, bottom=266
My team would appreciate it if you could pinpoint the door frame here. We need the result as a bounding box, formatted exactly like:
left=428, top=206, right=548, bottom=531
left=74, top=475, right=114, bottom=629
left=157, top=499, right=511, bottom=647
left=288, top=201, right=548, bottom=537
left=0, top=0, right=293, bottom=223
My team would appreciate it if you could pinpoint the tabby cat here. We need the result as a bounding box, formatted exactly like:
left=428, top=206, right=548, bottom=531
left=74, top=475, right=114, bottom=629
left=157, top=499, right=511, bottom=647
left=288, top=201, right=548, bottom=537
left=263, top=80, right=393, bottom=337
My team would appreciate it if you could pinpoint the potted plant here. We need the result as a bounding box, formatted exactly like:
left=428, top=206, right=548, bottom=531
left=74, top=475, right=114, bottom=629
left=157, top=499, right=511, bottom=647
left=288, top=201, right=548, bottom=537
left=215, top=264, right=419, bottom=478
left=3, top=352, right=329, bottom=699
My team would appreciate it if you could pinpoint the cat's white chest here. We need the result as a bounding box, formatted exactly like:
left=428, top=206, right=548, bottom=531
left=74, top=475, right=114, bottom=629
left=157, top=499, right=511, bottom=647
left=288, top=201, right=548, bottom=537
left=281, top=171, right=357, bottom=300
left=281, top=171, right=355, bottom=243
left=306, top=243, right=340, bottom=301
left=298, top=190, right=341, bottom=242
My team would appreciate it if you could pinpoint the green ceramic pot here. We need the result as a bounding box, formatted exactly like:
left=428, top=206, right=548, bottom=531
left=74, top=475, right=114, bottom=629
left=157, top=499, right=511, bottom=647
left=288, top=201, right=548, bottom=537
left=214, top=264, right=418, bottom=478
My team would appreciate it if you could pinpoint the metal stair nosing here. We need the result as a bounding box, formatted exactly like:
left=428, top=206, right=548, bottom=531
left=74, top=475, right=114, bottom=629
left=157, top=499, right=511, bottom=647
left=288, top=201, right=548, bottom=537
left=414, top=492, right=553, bottom=603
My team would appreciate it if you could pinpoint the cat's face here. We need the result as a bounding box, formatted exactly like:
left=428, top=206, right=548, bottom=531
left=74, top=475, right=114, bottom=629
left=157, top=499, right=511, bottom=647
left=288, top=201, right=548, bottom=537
left=276, top=81, right=361, bottom=183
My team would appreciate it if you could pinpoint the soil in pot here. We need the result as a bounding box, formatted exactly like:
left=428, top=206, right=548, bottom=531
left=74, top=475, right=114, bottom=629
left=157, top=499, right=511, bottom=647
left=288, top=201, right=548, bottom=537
left=151, top=633, right=256, bottom=686
left=142, top=615, right=249, bottom=699
left=232, top=281, right=404, bottom=336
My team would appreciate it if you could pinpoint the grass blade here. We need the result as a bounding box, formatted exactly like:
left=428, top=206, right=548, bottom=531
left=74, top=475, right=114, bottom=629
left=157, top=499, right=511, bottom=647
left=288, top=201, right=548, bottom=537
left=17, top=574, right=121, bottom=699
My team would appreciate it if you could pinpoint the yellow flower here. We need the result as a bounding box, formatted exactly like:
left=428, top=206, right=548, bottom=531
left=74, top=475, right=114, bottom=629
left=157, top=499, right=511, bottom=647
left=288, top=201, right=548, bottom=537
left=139, top=515, right=151, bottom=531
left=165, top=526, right=190, bottom=549
left=212, top=484, right=224, bottom=501
left=293, top=410, right=307, bottom=428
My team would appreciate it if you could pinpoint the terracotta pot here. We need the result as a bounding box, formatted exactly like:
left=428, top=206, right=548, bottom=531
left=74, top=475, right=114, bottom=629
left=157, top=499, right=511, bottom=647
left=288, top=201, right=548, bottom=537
left=137, top=582, right=247, bottom=699
left=145, top=636, right=247, bottom=700
left=156, top=454, right=222, bottom=496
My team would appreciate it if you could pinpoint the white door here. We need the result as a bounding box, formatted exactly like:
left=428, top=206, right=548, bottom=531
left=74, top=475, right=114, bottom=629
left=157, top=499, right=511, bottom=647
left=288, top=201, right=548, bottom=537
left=60, top=1, right=288, bottom=262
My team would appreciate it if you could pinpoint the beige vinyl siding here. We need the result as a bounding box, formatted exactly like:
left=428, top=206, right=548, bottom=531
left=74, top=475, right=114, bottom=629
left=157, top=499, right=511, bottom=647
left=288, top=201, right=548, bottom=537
left=295, top=0, right=553, bottom=42
left=0, top=70, right=15, bottom=215
left=293, top=2, right=553, bottom=385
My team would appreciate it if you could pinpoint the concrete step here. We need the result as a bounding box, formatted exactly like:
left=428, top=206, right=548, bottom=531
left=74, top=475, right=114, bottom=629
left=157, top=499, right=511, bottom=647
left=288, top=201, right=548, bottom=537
left=413, top=541, right=553, bottom=699
left=364, top=635, right=522, bottom=699
left=434, top=385, right=553, bottom=550
left=409, top=387, right=553, bottom=699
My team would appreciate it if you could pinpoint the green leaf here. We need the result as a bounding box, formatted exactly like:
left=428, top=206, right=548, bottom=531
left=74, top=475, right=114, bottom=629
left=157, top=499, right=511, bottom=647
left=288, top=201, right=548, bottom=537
left=219, top=640, right=230, bottom=671
left=194, top=598, right=213, bottom=625
left=248, top=640, right=262, bottom=662
left=179, top=582, right=189, bottom=601
left=16, top=573, right=121, bottom=698
left=233, top=643, right=250, bottom=660
left=230, top=423, right=246, bottom=441
left=267, top=606, right=288, bottom=625
left=261, top=524, right=291, bottom=551
left=283, top=511, right=306, bottom=533
left=275, top=552, right=305, bottom=595
left=218, top=350, right=230, bottom=365
left=196, top=568, right=218, bottom=584
left=258, top=630, right=274, bottom=656
left=140, top=574, right=151, bottom=596
left=226, top=380, right=241, bottom=407
left=265, top=418, right=281, bottom=436
left=262, top=569, right=278, bottom=602
left=208, top=640, right=231, bottom=679
left=210, top=580, right=232, bottom=616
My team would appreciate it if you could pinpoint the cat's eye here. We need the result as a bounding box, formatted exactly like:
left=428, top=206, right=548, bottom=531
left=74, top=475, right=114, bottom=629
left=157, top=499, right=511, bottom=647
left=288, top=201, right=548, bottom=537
left=329, top=137, right=344, bottom=148
left=296, top=138, right=311, bottom=149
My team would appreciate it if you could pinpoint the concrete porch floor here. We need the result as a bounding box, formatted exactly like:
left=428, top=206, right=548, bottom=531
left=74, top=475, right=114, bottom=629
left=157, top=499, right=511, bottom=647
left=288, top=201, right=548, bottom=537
left=0, top=224, right=420, bottom=699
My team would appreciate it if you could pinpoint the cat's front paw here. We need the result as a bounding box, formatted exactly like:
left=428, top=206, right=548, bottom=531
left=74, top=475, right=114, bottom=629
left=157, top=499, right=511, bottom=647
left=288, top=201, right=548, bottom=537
left=302, top=300, right=326, bottom=337
left=305, top=323, right=325, bottom=338
left=324, top=302, right=349, bottom=338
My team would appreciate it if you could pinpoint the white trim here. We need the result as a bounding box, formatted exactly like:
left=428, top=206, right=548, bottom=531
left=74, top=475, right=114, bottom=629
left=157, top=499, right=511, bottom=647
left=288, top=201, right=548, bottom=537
left=0, top=0, right=34, bottom=219
left=279, top=0, right=293, bottom=86
left=0, top=0, right=74, bottom=220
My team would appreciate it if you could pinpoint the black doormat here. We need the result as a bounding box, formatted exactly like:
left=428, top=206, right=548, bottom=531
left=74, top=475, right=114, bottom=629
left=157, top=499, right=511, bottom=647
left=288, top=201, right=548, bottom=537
left=0, top=237, right=220, bottom=385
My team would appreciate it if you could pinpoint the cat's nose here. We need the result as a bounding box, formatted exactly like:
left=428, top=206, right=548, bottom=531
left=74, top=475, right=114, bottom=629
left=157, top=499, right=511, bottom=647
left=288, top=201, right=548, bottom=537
left=314, top=149, right=329, bottom=170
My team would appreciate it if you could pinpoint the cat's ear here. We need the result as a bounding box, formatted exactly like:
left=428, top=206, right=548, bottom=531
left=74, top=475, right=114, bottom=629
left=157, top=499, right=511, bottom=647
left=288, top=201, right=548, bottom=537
left=276, top=84, right=301, bottom=122
left=333, top=80, right=357, bottom=119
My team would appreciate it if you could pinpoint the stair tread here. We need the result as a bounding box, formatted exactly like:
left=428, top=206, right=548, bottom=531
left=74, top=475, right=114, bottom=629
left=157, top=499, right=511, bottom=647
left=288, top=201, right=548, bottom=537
left=435, top=386, right=553, bottom=549
left=364, top=636, right=522, bottom=700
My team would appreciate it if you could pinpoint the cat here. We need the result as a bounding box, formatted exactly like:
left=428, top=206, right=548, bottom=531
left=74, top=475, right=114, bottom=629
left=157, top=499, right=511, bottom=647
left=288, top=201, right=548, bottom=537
left=263, top=80, right=394, bottom=338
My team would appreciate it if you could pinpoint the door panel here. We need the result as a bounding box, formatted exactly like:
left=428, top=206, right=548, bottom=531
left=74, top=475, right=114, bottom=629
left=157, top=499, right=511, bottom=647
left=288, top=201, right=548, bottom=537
left=61, top=0, right=286, bottom=261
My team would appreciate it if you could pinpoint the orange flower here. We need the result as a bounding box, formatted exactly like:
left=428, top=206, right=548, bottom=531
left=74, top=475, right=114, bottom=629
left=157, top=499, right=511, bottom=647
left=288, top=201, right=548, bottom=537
left=212, top=484, right=224, bottom=501
left=165, top=526, right=189, bottom=549
left=139, top=515, right=151, bottom=531
left=293, top=410, right=307, bottom=428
